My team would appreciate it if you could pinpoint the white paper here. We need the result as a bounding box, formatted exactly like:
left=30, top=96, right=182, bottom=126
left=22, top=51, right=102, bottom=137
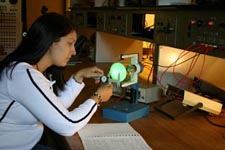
left=78, top=123, right=152, bottom=150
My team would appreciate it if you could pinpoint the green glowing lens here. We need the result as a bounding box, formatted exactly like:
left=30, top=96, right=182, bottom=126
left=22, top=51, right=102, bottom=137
left=109, top=62, right=127, bottom=81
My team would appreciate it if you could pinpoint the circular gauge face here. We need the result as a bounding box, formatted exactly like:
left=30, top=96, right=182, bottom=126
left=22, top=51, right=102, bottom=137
left=101, top=76, right=108, bottom=83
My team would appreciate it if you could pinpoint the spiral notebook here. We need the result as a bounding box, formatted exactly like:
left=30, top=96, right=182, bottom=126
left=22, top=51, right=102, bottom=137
left=78, top=123, right=152, bottom=150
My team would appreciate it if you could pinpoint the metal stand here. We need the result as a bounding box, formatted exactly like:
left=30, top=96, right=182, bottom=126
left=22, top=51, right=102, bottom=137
left=102, top=54, right=150, bottom=122
left=155, top=99, right=203, bottom=120
left=103, top=83, right=150, bottom=122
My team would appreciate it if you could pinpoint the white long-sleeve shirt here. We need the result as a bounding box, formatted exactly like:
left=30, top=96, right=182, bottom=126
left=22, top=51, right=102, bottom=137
left=0, top=62, right=98, bottom=150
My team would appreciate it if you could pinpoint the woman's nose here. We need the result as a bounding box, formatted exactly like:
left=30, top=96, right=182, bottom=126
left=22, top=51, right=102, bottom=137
left=72, top=46, right=76, bottom=55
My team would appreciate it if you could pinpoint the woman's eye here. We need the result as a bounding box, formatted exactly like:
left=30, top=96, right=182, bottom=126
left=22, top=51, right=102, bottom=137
left=68, top=42, right=73, bottom=45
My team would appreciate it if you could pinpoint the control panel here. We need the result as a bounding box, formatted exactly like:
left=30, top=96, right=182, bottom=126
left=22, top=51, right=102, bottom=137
left=71, top=8, right=225, bottom=59
left=182, top=11, right=225, bottom=58
left=154, top=12, right=181, bottom=48
left=105, top=12, right=128, bottom=35
left=154, top=10, right=225, bottom=58
left=71, top=10, right=103, bottom=31
left=71, top=10, right=87, bottom=27
left=0, top=0, right=22, bottom=58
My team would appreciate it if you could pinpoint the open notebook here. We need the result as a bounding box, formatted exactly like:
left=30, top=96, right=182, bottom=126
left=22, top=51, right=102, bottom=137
left=78, top=123, right=152, bottom=150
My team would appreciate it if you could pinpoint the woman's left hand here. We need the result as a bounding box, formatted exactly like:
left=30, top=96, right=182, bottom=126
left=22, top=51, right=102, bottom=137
left=73, top=66, right=104, bottom=83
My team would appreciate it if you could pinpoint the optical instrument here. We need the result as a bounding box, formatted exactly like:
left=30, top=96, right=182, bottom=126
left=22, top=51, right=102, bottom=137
left=102, top=53, right=150, bottom=122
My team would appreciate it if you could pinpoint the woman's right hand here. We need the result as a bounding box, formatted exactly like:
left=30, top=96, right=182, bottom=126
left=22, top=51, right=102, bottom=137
left=91, top=83, right=113, bottom=104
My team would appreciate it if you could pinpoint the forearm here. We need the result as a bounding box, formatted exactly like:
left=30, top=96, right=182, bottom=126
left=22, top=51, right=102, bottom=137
left=58, top=76, right=85, bottom=108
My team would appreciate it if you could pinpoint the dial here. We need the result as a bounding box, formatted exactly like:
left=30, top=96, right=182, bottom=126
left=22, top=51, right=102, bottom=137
left=101, top=76, right=108, bottom=83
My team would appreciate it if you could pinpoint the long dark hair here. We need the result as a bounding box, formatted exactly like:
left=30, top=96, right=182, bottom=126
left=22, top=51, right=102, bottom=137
left=0, top=12, right=76, bottom=95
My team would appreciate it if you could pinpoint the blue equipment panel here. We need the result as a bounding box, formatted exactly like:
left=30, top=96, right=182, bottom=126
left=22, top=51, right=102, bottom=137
left=103, top=101, right=150, bottom=122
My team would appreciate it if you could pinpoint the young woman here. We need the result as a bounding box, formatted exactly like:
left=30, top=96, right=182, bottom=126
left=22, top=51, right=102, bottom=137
left=0, top=13, right=113, bottom=150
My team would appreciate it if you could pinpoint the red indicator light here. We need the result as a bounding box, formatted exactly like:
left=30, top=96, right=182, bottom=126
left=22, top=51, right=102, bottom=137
left=190, top=20, right=196, bottom=25
left=208, top=21, right=214, bottom=26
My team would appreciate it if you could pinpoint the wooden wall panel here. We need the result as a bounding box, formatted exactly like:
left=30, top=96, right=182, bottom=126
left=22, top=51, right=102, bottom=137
left=26, top=0, right=65, bottom=30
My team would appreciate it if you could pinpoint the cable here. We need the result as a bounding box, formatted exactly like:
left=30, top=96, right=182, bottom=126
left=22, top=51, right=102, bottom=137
left=158, top=45, right=194, bottom=86
left=156, top=53, right=199, bottom=68
left=147, top=66, right=153, bottom=84
left=173, top=46, right=202, bottom=86
left=173, top=44, right=214, bottom=90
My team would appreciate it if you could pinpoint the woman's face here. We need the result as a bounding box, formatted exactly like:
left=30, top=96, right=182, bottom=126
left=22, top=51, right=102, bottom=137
left=49, top=31, right=77, bottom=67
